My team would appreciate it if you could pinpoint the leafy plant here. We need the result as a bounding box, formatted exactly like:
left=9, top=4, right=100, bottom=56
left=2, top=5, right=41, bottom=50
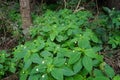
left=0, top=50, right=16, bottom=79
left=13, top=9, right=117, bottom=80
left=86, top=7, right=120, bottom=49
left=102, top=7, right=120, bottom=48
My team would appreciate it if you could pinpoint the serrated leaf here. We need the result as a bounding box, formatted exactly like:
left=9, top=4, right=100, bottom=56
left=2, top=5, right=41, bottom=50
left=50, top=31, right=58, bottom=41
left=45, top=57, right=53, bottom=65
left=73, top=75, right=84, bottom=80
left=84, top=48, right=103, bottom=61
left=93, top=77, right=109, bottom=80
left=68, top=52, right=81, bottom=64
left=93, top=69, right=104, bottom=76
left=84, top=48, right=97, bottom=58
left=80, top=68, right=89, bottom=76
left=24, top=59, right=32, bottom=70
left=73, top=59, right=82, bottom=73
left=20, top=71, right=28, bottom=80
left=40, top=51, right=53, bottom=58
left=31, top=53, right=42, bottom=64
left=63, top=67, right=74, bottom=76
left=56, top=35, right=64, bottom=42
left=95, top=54, right=103, bottom=62
left=53, top=57, right=66, bottom=67
left=9, top=66, right=16, bottom=73
left=13, top=49, right=27, bottom=60
left=104, top=64, right=115, bottom=78
left=67, top=29, right=73, bottom=36
left=82, top=56, right=93, bottom=72
left=92, top=60, right=101, bottom=67
left=90, top=33, right=100, bottom=43
left=31, top=65, right=46, bottom=74
left=37, top=42, right=45, bottom=51
left=51, top=68, right=63, bottom=80
left=78, top=37, right=91, bottom=49
left=28, top=74, right=41, bottom=80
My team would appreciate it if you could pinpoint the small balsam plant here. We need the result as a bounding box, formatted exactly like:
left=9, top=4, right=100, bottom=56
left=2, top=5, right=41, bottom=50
left=13, top=9, right=116, bottom=80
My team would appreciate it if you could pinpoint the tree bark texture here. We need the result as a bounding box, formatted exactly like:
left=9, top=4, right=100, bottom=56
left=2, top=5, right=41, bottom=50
left=20, top=0, right=32, bottom=30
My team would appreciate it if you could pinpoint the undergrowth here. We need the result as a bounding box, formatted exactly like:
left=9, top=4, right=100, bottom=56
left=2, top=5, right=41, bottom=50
left=1, top=9, right=119, bottom=80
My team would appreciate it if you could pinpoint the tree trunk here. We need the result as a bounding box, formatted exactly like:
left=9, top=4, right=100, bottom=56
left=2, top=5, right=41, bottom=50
left=20, top=0, right=32, bottom=35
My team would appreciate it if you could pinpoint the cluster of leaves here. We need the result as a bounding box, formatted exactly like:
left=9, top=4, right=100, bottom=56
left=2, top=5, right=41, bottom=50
left=0, top=50, right=16, bottom=79
left=12, top=9, right=119, bottom=80
left=86, top=7, right=120, bottom=49
left=103, top=8, right=120, bottom=48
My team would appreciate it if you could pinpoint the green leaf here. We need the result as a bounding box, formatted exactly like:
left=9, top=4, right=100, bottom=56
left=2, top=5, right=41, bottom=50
left=24, top=59, right=32, bottom=70
left=67, top=29, right=73, bottom=36
left=56, top=35, right=64, bottom=42
left=53, top=57, right=66, bottom=67
left=90, top=33, right=100, bottom=43
left=37, top=42, right=45, bottom=51
left=31, top=65, right=46, bottom=74
left=63, top=67, right=74, bottom=76
left=113, top=75, right=120, bottom=80
left=65, top=77, right=74, bottom=80
left=73, top=75, right=84, bottom=80
left=40, top=51, right=53, bottom=58
left=93, top=69, right=104, bottom=76
left=87, top=77, right=94, bottom=80
left=40, top=74, right=48, bottom=80
left=13, top=48, right=27, bottom=60
left=92, top=60, right=101, bottom=67
left=84, top=48, right=97, bottom=58
left=84, top=48, right=103, bottom=62
left=51, top=68, right=63, bottom=80
left=68, top=52, right=81, bottom=64
left=82, top=56, right=93, bottom=72
left=78, top=36, right=91, bottom=49
left=73, top=59, right=82, bottom=73
left=20, top=70, right=29, bottom=80
left=104, top=64, right=115, bottom=78
left=103, top=7, right=111, bottom=14
left=24, top=52, right=31, bottom=62
left=0, top=64, right=3, bottom=69
left=95, top=54, right=103, bottom=62
left=93, top=77, right=109, bottom=80
left=9, top=64, right=16, bottom=73
left=45, top=57, right=53, bottom=65
left=28, top=74, right=41, bottom=80
left=50, top=31, right=58, bottom=41
left=31, top=53, right=42, bottom=64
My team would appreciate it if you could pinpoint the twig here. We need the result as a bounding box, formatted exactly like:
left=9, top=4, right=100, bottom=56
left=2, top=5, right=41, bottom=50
left=74, top=0, right=82, bottom=13
left=95, top=0, right=99, bottom=14
left=63, top=0, right=67, bottom=8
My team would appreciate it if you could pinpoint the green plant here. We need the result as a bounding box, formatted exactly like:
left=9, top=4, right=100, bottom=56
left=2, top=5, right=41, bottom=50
left=102, top=7, right=120, bottom=48
left=86, top=7, right=120, bottom=49
left=13, top=9, right=116, bottom=80
left=0, top=50, right=16, bottom=79
left=113, top=75, right=120, bottom=80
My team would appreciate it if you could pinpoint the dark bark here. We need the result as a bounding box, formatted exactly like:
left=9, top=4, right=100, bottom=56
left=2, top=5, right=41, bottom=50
left=20, top=0, right=32, bottom=35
